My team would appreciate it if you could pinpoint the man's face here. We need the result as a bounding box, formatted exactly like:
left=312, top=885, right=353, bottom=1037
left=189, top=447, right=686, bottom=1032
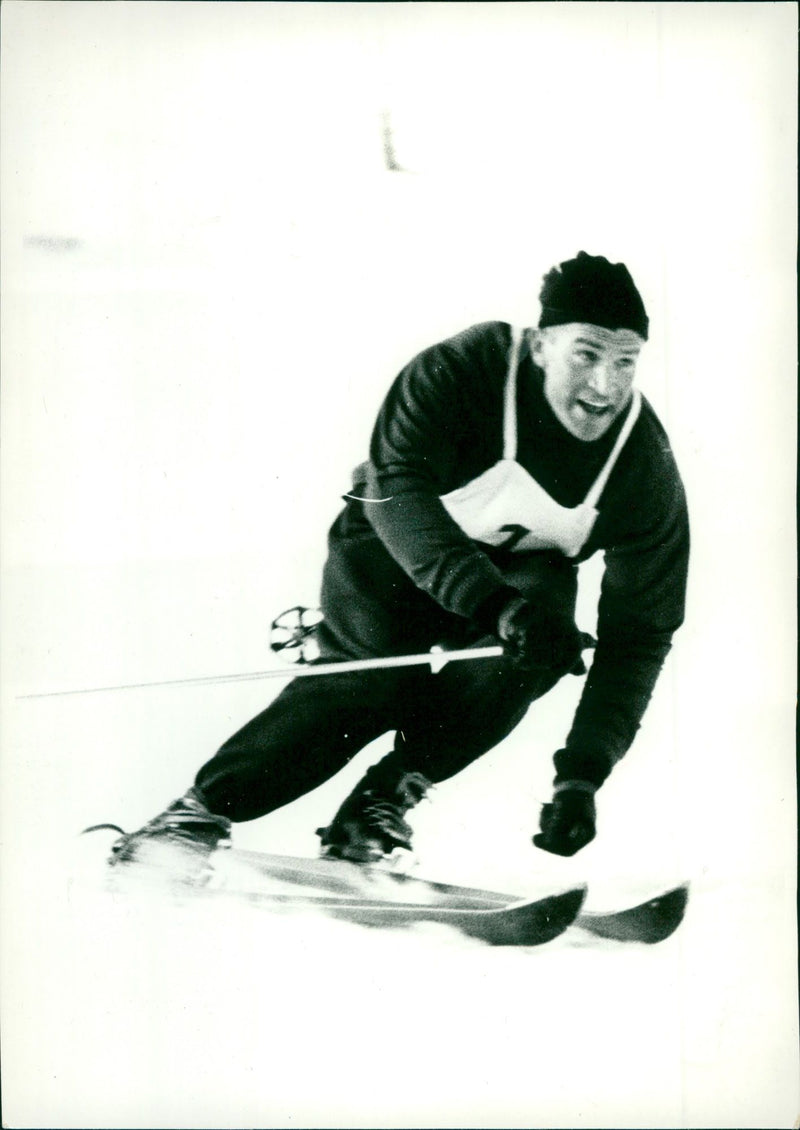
left=531, top=323, right=644, bottom=442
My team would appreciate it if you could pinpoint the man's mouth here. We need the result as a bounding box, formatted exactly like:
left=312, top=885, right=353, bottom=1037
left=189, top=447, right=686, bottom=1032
left=576, top=399, right=612, bottom=417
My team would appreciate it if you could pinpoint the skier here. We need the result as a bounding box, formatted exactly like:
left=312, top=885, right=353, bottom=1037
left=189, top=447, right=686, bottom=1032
left=111, top=251, right=689, bottom=878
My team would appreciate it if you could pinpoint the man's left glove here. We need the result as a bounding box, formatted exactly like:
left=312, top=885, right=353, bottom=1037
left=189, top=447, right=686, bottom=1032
left=533, top=781, right=596, bottom=857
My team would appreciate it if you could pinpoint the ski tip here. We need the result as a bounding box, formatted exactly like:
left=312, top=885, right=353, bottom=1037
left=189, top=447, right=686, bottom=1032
left=579, top=883, right=690, bottom=945
left=485, top=885, right=587, bottom=947
left=81, top=823, right=125, bottom=837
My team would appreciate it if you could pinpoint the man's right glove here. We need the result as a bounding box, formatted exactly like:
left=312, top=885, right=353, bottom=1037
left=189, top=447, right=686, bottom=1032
left=533, top=782, right=597, bottom=856
left=497, top=596, right=590, bottom=676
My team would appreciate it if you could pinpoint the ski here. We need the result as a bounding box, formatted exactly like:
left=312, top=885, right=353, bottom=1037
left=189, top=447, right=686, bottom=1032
left=216, top=850, right=689, bottom=944
left=224, top=886, right=589, bottom=946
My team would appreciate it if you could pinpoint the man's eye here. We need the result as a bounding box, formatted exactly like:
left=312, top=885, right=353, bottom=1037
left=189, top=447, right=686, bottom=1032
left=616, top=358, right=635, bottom=370
left=575, top=350, right=597, bottom=362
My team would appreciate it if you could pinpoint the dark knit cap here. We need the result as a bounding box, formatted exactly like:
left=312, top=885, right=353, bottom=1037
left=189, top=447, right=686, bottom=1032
left=538, top=251, right=649, bottom=340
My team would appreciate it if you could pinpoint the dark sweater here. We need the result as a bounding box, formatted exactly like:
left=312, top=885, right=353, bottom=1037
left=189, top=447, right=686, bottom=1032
left=328, top=321, right=689, bottom=776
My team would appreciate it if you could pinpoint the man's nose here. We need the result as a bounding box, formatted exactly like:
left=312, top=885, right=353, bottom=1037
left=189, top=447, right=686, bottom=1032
left=587, top=362, right=611, bottom=396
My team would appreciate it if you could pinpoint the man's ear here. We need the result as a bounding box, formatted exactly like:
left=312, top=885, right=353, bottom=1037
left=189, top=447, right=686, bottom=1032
left=529, top=327, right=547, bottom=366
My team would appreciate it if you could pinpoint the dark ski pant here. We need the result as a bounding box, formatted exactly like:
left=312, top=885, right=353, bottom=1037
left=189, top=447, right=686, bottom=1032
left=195, top=656, right=564, bottom=822
left=195, top=550, right=578, bottom=824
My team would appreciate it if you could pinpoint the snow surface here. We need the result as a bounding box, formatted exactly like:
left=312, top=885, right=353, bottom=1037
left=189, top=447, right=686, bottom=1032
left=3, top=826, right=794, bottom=1130
left=2, top=3, right=798, bottom=1127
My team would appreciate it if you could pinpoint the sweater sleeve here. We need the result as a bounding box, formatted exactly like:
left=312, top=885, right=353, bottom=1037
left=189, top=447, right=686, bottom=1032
left=561, top=464, right=690, bottom=785
left=360, top=326, right=518, bottom=621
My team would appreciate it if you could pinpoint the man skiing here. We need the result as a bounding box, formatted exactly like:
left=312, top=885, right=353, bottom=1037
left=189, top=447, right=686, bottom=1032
left=111, top=251, right=689, bottom=877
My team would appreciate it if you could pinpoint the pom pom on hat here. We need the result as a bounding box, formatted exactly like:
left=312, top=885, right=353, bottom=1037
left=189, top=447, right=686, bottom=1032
left=538, top=251, right=649, bottom=340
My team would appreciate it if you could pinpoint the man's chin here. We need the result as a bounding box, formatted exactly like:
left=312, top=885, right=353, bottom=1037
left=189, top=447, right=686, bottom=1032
left=567, top=405, right=617, bottom=441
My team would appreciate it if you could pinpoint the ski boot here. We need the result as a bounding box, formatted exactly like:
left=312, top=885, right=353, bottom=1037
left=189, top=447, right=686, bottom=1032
left=108, top=787, right=232, bottom=885
left=316, top=762, right=433, bottom=865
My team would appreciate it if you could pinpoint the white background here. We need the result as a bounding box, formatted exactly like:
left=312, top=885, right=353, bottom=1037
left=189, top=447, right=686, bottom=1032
left=1, top=3, right=797, bottom=1127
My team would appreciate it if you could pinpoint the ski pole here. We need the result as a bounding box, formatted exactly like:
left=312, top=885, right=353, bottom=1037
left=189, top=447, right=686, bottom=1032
left=19, top=634, right=596, bottom=701
left=17, top=644, right=506, bottom=700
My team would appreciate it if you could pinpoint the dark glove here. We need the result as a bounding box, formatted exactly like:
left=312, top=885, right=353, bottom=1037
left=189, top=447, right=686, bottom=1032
left=497, top=597, right=589, bottom=676
left=533, top=782, right=596, bottom=856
